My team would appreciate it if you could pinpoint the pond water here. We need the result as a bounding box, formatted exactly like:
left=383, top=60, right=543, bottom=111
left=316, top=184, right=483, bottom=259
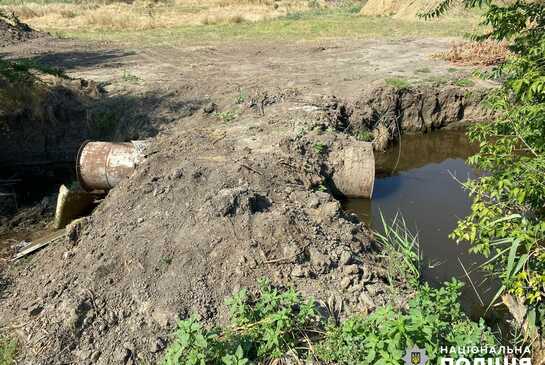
left=344, top=130, right=502, bottom=321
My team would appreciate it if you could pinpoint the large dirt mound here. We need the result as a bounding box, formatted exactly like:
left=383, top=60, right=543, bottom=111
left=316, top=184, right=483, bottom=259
left=0, top=15, right=45, bottom=47
left=0, top=82, right=492, bottom=364
left=0, top=101, right=401, bottom=364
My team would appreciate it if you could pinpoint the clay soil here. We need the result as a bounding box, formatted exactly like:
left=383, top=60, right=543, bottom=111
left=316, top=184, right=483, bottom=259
left=0, top=36, right=497, bottom=364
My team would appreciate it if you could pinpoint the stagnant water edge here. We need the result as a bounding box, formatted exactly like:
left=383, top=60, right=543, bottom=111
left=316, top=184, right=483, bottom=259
left=344, top=129, right=505, bottom=323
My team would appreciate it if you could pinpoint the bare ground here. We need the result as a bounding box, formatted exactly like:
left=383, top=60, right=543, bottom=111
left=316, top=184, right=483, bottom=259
left=0, top=36, right=497, bottom=364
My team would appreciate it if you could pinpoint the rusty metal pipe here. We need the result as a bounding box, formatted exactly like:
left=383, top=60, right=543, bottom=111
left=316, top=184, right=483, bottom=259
left=76, top=141, right=145, bottom=191
left=328, top=141, right=375, bottom=199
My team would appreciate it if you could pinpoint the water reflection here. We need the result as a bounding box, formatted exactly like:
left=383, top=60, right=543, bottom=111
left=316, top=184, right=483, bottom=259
left=344, top=130, right=501, bottom=320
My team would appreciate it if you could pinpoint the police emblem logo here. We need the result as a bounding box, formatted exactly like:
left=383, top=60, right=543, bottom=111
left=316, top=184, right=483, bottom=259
left=403, top=345, right=429, bottom=365
left=411, top=351, right=421, bottom=364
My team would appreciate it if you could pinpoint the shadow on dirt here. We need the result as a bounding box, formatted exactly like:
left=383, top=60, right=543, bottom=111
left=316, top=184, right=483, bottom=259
left=0, top=49, right=136, bottom=72
left=0, top=77, right=206, bottom=170
left=0, top=55, right=207, bottom=227
left=99, top=92, right=207, bottom=141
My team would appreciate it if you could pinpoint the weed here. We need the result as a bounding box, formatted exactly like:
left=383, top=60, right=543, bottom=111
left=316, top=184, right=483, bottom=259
left=317, top=280, right=496, bottom=364
left=317, top=183, right=327, bottom=192
left=163, top=279, right=319, bottom=364
left=313, top=142, right=327, bottom=154
left=213, top=111, right=237, bottom=123
left=385, top=77, right=410, bottom=90
left=356, top=130, right=373, bottom=142
left=453, top=78, right=475, bottom=87
left=234, top=90, right=246, bottom=104
left=374, top=213, right=421, bottom=288
left=160, top=256, right=172, bottom=266
left=0, top=336, right=17, bottom=365
left=162, top=278, right=497, bottom=364
left=415, top=67, right=431, bottom=73
left=121, top=70, right=142, bottom=83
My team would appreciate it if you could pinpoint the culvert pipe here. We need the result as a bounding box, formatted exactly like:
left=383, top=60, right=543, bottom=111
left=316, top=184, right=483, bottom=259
left=76, top=141, right=147, bottom=191
left=328, top=141, right=375, bottom=199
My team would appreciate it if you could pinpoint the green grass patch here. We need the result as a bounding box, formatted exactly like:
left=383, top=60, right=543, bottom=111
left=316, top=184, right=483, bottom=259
left=356, top=129, right=373, bottom=142
left=0, top=336, right=17, bottom=365
left=53, top=12, right=481, bottom=46
left=453, top=78, right=475, bottom=87
left=385, top=77, right=411, bottom=90
left=213, top=110, right=237, bottom=123
left=415, top=67, right=431, bottom=74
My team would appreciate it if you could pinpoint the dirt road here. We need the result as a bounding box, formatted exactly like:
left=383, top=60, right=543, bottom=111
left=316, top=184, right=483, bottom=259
left=5, top=36, right=488, bottom=103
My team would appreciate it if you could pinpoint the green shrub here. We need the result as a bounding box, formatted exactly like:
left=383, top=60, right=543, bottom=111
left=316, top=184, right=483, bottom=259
left=163, top=279, right=320, bottom=365
left=425, top=0, right=545, bottom=338
left=162, top=279, right=496, bottom=364
left=317, top=280, right=496, bottom=364
left=312, top=142, right=327, bottom=154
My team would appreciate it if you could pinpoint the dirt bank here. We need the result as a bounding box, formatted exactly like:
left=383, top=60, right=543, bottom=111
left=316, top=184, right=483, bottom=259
left=320, top=82, right=493, bottom=150
left=0, top=74, right=102, bottom=169
left=0, top=15, right=46, bottom=48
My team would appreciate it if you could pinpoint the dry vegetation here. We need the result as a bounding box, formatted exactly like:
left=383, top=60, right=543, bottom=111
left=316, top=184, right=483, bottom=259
left=1, top=0, right=320, bottom=31
left=360, top=0, right=475, bottom=18
left=0, top=0, right=485, bottom=36
left=434, top=40, right=510, bottom=66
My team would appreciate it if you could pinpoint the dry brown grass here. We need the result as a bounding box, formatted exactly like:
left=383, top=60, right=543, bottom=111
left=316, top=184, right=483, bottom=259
left=433, top=40, right=511, bottom=66
left=1, top=0, right=311, bottom=31
left=359, top=0, right=474, bottom=19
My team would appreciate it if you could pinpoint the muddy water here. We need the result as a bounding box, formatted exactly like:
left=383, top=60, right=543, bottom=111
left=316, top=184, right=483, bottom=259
left=344, top=130, right=501, bottom=320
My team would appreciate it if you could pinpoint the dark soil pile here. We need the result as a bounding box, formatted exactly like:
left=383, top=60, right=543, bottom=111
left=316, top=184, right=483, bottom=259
left=0, top=123, right=401, bottom=364
left=0, top=16, right=45, bottom=48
